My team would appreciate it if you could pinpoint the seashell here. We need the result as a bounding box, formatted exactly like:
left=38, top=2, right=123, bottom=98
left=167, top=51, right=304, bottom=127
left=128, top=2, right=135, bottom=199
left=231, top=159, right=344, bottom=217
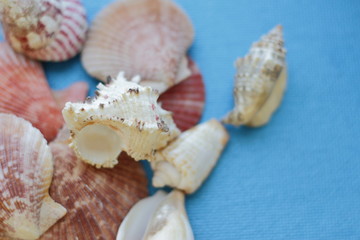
left=40, top=127, right=148, bottom=240
left=158, top=57, right=205, bottom=132
left=0, top=42, right=63, bottom=141
left=0, top=113, right=66, bottom=240
left=223, top=25, right=287, bottom=127
left=81, top=0, right=194, bottom=94
left=52, top=81, right=89, bottom=109
left=0, top=0, right=87, bottom=61
left=62, top=72, right=180, bottom=168
left=151, top=119, right=229, bottom=194
left=117, top=190, right=194, bottom=240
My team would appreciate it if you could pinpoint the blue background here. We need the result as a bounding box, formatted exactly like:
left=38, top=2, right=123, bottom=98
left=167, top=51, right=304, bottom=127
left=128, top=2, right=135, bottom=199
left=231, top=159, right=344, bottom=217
left=2, top=0, right=360, bottom=239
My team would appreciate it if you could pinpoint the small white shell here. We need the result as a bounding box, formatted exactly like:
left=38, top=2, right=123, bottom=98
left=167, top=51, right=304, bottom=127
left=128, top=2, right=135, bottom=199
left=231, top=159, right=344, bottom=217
left=223, top=25, right=287, bottom=127
left=0, top=0, right=87, bottom=61
left=117, top=190, right=194, bottom=240
left=62, top=72, right=180, bottom=168
left=0, top=113, right=66, bottom=240
left=151, top=119, right=229, bottom=194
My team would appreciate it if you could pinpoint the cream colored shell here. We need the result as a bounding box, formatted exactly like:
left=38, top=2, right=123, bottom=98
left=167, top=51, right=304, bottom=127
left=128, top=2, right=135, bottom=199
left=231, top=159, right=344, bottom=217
left=223, top=25, right=287, bottom=127
left=62, top=72, right=180, bottom=168
left=151, top=119, right=229, bottom=194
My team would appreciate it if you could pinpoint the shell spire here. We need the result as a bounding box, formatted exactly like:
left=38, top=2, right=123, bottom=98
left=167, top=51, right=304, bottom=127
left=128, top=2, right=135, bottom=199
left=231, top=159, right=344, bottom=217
left=0, top=0, right=87, bottom=61
left=223, top=25, right=287, bottom=127
left=0, top=113, right=66, bottom=240
left=62, top=72, right=180, bottom=168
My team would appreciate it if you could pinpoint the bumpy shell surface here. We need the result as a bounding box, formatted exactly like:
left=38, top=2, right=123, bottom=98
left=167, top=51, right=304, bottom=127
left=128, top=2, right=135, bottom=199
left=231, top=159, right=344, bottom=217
left=223, top=25, right=287, bottom=127
left=62, top=72, right=180, bottom=168
left=158, top=58, right=205, bottom=132
left=0, top=113, right=66, bottom=240
left=40, top=127, right=148, bottom=240
left=81, top=0, right=194, bottom=93
left=0, top=42, right=63, bottom=141
left=117, top=190, right=194, bottom=240
left=0, top=0, right=87, bottom=61
left=152, top=119, right=229, bottom=194
left=52, top=81, right=89, bottom=109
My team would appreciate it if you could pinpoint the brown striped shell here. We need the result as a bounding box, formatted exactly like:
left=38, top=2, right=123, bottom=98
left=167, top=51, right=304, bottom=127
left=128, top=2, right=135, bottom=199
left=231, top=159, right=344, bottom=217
left=0, top=113, right=66, bottom=240
left=0, top=0, right=87, bottom=61
left=40, top=127, right=148, bottom=240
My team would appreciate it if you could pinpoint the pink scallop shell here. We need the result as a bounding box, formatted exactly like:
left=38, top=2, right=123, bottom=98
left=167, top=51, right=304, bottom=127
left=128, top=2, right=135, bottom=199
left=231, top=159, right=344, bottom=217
left=52, top=81, right=89, bottom=109
left=158, top=58, right=205, bottom=131
left=0, top=42, right=63, bottom=141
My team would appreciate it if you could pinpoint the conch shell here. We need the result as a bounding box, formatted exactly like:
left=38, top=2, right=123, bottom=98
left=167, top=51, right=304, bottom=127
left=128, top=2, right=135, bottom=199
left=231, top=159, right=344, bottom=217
left=81, top=0, right=194, bottom=93
left=117, top=190, right=194, bottom=240
left=0, top=0, right=87, bottom=61
left=223, top=25, right=287, bottom=127
left=151, top=119, right=229, bottom=194
left=62, top=72, right=180, bottom=168
left=0, top=113, right=66, bottom=240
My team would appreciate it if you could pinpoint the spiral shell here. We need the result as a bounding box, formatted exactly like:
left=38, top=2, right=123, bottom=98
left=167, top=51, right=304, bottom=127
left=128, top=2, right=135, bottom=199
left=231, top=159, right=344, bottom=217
left=0, top=42, right=63, bottom=141
left=81, top=0, right=194, bottom=93
left=0, top=113, right=66, bottom=240
left=62, top=72, right=180, bottom=168
left=0, top=0, right=87, bottom=61
left=223, top=25, right=287, bottom=127
left=151, top=119, right=229, bottom=194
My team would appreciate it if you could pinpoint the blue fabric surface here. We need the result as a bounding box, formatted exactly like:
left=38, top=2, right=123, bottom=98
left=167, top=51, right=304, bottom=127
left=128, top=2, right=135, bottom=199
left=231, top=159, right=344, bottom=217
left=2, top=0, right=360, bottom=239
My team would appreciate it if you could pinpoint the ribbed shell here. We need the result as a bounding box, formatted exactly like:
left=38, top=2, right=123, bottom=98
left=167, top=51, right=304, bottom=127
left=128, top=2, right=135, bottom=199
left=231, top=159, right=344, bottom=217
left=81, top=0, right=194, bottom=93
left=40, top=127, right=148, bottom=240
left=52, top=81, right=89, bottom=109
left=0, top=0, right=87, bottom=61
left=158, top=58, right=205, bottom=132
left=223, top=25, right=287, bottom=127
left=0, top=42, right=63, bottom=141
left=0, top=113, right=66, bottom=240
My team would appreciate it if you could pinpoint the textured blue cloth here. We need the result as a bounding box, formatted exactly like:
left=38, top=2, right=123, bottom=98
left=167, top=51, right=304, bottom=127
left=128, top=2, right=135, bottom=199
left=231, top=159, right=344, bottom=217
left=2, top=0, right=360, bottom=239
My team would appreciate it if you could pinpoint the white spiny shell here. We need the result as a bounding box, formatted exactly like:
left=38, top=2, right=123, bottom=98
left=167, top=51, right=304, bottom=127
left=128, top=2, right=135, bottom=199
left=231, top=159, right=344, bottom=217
left=62, top=72, right=180, bottom=168
left=0, top=0, right=87, bottom=61
left=117, top=190, right=194, bottom=240
left=0, top=113, right=66, bottom=240
left=151, top=119, right=229, bottom=194
left=223, top=25, right=287, bottom=127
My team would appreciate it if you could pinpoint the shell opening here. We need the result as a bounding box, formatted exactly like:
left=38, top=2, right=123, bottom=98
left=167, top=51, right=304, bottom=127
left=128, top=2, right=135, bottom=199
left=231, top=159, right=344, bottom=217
left=75, top=124, right=122, bottom=167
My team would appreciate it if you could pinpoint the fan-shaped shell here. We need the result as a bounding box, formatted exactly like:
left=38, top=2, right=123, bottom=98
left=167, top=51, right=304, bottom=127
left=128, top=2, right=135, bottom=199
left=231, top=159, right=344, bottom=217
left=0, top=42, right=63, bottom=141
left=62, top=72, right=180, bottom=168
left=0, top=0, right=87, bottom=61
left=81, top=0, right=194, bottom=93
left=0, top=113, right=66, bottom=240
left=40, top=127, right=148, bottom=240
left=223, top=25, right=287, bottom=127
left=52, top=81, right=89, bottom=109
left=158, top=58, right=205, bottom=132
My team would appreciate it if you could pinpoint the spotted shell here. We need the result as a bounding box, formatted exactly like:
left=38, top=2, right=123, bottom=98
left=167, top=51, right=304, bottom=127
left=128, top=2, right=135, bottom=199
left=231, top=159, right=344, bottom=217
left=0, top=42, right=63, bottom=141
left=223, top=25, right=287, bottom=127
left=0, top=113, right=66, bottom=240
left=0, top=0, right=87, bottom=61
left=81, top=0, right=194, bottom=93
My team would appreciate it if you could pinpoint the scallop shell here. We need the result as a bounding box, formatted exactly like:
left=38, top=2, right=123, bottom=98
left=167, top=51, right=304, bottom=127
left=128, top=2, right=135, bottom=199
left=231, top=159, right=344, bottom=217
left=117, top=190, right=194, bottom=240
left=0, top=113, right=66, bottom=240
left=151, top=119, right=229, bottom=194
left=52, top=81, right=89, bottom=109
left=81, top=0, right=194, bottom=94
left=0, top=42, right=63, bottom=141
left=223, top=25, right=287, bottom=127
left=62, top=72, right=180, bottom=168
left=158, top=58, right=205, bottom=132
left=0, top=0, right=87, bottom=61
left=39, top=127, right=148, bottom=240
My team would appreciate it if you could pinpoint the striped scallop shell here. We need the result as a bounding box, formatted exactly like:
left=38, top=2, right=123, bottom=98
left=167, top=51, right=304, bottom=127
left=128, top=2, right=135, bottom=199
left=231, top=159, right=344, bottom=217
left=81, top=0, right=194, bottom=93
left=0, top=0, right=87, bottom=61
left=158, top=58, right=205, bottom=132
left=40, top=127, right=148, bottom=240
left=0, top=113, right=66, bottom=240
left=52, top=81, right=89, bottom=109
left=0, top=42, right=63, bottom=141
